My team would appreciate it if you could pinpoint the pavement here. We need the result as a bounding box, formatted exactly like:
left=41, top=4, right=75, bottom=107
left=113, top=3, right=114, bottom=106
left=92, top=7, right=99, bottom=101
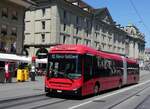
left=0, top=76, right=45, bottom=102
left=140, top=70, right=150, bottom=76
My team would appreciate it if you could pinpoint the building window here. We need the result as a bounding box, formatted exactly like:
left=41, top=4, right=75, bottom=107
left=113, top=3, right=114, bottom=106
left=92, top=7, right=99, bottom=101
left=94, top=42, right=99, bottom=48
left=2, top=8, right=8, bottom=18
left=102, top=27, right=106, bottom=33
left=42, top=21, right=45, bottom=29
left=86, top=41, right=88, bottom=45
left=76, top=16, right=79, bottom=25
left=76, top=38, right=79, bottom=44
left=96, top=25, right=99, bottom=31
left=74, top=38, right=79, bottom=45
left=11, top=27, right=17, bottom=36
left=12, top=10, right=18, bottom=20
left=86, top=20, right=89, bottom=28
left=63, top=35, right=66, bottom=44
left=0, top=42, right=6, bottom=53
left=74, top=37, right=80, bottom=44
left=41, top=34, right=45, bottom=42
left=84, top=39, right=88, bottom=45
left=1, top=25, right=7, bottom=36
left=63, top=10, right=66, bottom=20
left=10, top=44, right=16, bottom=53
left=108, top=37, right=111, bottom=42
left=86, top=30, right=88, bottom=37
left=118, top=47, right=120, bottom=52
left=102, top=43, right=105, bottom=49
left=95, top=32, right=99, bottom=39
left=63, top=24, right=66, bottom=31
left=108, top=45, right=112, bottom=50
left=85, top=40, right=91, bottom=46
left=76, top=27, right=79, bottom=35
left=42, top=8, right=46, bottom=17
left=113, top=46, right=116, bottom=51
left=102, top=34, right=106, bottom=40
left=122, top=48, right=124, bottom=52
left=108, top=31, right=112, bottom=36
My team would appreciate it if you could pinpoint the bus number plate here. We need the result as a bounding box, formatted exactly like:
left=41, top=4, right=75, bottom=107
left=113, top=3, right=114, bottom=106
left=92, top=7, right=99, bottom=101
left=57, top=90, right=62, bottom=93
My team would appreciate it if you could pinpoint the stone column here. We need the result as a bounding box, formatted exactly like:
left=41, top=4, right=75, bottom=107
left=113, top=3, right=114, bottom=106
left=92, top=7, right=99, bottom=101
left=91, top=20, right=95, bottom=48
left=51, top=5, right=60, bottom=44
left=134, top=42, right=139, bottom=59
left=129, top=41, right=134, bottom=58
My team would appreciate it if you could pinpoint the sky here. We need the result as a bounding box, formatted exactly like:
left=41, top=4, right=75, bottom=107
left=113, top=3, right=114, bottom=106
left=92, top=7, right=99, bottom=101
left=83, top=0, right=150, bottom=48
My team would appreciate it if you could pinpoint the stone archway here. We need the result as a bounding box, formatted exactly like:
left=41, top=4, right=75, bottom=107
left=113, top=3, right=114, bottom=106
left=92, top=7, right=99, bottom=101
left=36, top=47, right=48, bottom=59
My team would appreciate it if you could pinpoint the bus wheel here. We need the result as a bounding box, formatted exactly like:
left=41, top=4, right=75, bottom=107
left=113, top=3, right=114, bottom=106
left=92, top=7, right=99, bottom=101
left=94, top=85, right=99, bottom=95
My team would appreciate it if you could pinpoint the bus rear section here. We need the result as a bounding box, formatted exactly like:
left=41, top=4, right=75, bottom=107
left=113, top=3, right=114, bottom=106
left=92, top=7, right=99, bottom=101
left=127, top=59, right=139, bottom=85
left=45, top=54, right=83, bottom=96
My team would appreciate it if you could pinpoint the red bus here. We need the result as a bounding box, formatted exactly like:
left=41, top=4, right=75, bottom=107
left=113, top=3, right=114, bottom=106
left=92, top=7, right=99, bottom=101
left=45, top=44, right=139, bottom=96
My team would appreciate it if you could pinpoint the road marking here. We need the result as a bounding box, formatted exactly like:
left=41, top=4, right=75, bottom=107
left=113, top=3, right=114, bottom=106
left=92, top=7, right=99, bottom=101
left=68, top=80, right=150, bottom=109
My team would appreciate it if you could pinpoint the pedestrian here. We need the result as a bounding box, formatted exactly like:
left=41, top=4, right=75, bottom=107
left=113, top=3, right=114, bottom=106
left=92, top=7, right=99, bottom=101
left=5, top=62, right=10, bottom=83
left=30, top=65, right=35, bottom=81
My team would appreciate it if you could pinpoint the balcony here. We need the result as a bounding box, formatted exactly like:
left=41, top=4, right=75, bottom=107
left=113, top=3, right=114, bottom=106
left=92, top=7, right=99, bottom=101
left=8, top=0, right=35, bottom=8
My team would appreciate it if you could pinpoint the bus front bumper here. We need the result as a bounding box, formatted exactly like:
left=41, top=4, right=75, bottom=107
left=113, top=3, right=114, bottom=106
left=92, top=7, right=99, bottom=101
left=45, top=87, right=81, bottom=96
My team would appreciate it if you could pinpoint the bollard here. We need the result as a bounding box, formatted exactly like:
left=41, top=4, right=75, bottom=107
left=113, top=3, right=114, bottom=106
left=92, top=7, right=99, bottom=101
left=30, top=71, right=35, bottom=81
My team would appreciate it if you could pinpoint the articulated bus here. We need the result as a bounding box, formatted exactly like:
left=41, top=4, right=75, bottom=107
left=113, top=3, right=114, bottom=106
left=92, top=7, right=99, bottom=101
left=45, top=44, right=139, bottom=96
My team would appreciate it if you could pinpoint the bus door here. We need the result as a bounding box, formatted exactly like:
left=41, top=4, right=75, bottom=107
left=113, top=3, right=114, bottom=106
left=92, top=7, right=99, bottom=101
left=121, top=56, right=127, bottom=85
left=82, top=54, right=94, bottom=95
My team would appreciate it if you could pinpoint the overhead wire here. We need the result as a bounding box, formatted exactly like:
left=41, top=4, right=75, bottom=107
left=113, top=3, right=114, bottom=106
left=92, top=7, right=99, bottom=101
left=129, top=0, right=150, bottom=37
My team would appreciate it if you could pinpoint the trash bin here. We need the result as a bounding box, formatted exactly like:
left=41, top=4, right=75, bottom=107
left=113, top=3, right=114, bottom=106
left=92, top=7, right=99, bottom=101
left=24, top=69, right=29, bottom=81
left=0, top=68, right=5, bottom=83
left=17, top=69, right=24, bottom=82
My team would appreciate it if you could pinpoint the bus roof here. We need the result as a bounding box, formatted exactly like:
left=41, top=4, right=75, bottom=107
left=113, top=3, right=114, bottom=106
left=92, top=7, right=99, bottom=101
left=50, top=44, right=97, bottom=54
left=126, top=58, right=138, bottom=64
left=50, top=44, right=123, bottom=61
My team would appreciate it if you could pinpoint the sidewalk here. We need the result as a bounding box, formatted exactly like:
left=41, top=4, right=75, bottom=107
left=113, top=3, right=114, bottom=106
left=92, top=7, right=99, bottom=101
left=0, top=76, right=45, bottom=101
left=140, top=70, right=150, bottom=76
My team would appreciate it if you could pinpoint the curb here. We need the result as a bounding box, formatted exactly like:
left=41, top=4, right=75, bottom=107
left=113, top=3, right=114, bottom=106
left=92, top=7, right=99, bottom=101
left=0, top=93, right=45, bottom=103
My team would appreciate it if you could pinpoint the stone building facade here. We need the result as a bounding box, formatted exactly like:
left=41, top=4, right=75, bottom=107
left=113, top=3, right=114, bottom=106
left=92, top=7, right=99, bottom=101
left=145, top=48, right=150, bottom=61
left=24, top=0, right=145, bottom=59
left=124, top=25, right=145, bottom=60
left=0, top=0, right=33, bottom=54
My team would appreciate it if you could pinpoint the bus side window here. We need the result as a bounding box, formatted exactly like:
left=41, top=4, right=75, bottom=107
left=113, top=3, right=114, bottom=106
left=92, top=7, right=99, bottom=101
left=103, top=59, right=112, bottom=77
left=115, top=60, right=123, bottom=76
left=92, top=56, right=98, bottom=77
left=109, top=60, right=115, bottom=76
left=136, top=64, right=139, bottom=74
left=98, top=58, right=105, bottom=77
left=84, top=55, right=92, bottom=81
left=127, top=62, right=131, bottom=75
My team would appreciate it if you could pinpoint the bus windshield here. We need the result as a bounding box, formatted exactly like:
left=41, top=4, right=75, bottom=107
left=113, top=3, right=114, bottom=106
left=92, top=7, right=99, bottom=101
left=47, top=54, right=81, bottom=79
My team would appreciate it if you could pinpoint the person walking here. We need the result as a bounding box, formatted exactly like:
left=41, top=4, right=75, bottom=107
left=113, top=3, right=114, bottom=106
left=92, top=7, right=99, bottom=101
left=5, top=62, right=10, bottom=83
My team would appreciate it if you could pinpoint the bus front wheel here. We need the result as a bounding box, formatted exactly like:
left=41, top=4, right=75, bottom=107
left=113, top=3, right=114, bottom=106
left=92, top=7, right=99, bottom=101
left=94, top=84, right=99, bottom=95
left=118, top=81, right=122, bottom=89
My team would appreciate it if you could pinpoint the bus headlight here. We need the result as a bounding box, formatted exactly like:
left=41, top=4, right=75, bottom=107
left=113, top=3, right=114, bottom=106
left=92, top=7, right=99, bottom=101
left=73, top=88, right=78, bottom=91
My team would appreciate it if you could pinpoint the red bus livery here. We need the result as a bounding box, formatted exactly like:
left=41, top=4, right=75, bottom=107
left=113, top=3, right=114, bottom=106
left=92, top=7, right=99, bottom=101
left=45, top=44, right=139, bottom=96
